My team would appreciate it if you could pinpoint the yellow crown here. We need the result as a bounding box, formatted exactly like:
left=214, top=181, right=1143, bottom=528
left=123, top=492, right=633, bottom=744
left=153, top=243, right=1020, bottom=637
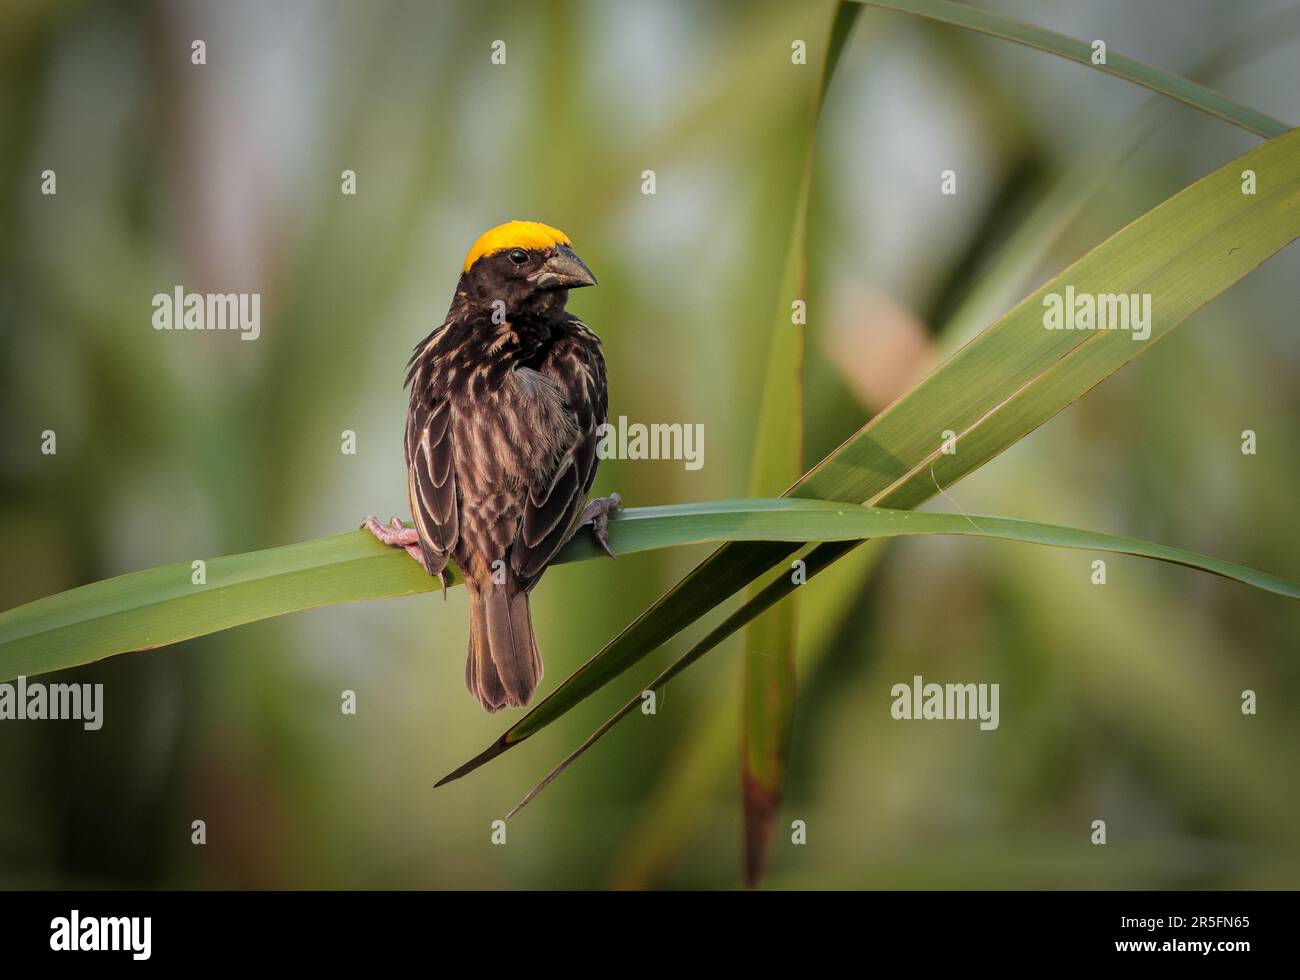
left=462, top=220, right=572, bottom=272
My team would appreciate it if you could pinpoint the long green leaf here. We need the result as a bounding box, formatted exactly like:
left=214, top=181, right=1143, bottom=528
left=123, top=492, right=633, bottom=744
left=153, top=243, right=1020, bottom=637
left=503, top=506, right=1297, bottom=814
left=6, top=498, right=1294, bottom=684
left=741, top=0, right=862, bottom=888
left=0, top=502, right=870, bottom=680
left=440, top=122, right=1300, bottom=785
left=856, top=0, right=1291, bottom=138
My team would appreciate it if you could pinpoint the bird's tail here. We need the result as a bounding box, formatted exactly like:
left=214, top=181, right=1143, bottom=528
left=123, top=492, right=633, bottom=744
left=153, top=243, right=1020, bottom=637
left=465, top=580, right=543, bottom=712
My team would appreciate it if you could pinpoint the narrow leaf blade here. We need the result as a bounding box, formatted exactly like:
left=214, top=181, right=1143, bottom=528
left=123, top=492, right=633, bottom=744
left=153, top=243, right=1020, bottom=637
left=856, top=0, right=1290, bottom=138
left=504, top=512, right=1298, bottom=810
left=742, top=0, right=863, bottom=888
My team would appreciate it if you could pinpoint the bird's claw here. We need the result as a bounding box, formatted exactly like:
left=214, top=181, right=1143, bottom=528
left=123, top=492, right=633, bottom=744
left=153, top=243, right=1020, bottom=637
left=360, top=514, right=433, bottom=574
left=580, top=492, right=621, bottom=558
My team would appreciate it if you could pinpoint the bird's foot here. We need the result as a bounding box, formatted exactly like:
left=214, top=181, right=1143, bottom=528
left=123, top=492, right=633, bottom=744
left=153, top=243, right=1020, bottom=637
left=579, top=492, right=621, bottom=558
left=361, top=515, right=450, bottom=595
left=361, top=514, right=449, bottom=593
left=361, top=515, right=431, bottom=569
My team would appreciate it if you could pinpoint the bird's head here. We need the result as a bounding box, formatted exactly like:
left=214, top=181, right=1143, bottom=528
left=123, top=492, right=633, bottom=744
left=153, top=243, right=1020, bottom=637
left=458, top=220, right=596, bottom=317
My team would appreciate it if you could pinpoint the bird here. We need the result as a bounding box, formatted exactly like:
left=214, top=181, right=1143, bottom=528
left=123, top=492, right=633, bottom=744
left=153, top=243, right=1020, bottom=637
left=362, top=220, right=617, bottom=712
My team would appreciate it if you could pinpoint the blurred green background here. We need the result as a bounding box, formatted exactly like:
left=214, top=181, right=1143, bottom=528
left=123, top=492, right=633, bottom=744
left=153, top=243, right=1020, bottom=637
left=1, top=0, right=1297, bottom=889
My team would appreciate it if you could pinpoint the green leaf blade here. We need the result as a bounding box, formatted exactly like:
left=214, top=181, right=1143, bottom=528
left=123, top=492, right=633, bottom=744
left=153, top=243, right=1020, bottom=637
left=740, top=0, right=863, bottom=888
left=856, top=0, right=1291, bottom=138
left=502, top=511, right=1298, bottom=812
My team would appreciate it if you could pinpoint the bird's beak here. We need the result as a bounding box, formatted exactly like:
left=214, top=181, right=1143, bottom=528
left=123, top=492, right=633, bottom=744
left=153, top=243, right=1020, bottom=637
left=531, top=245, right=597, bottom=290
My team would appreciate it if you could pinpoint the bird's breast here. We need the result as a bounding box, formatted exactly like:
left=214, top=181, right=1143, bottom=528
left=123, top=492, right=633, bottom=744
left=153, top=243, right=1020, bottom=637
left=450, top=365, right=577, bottom=498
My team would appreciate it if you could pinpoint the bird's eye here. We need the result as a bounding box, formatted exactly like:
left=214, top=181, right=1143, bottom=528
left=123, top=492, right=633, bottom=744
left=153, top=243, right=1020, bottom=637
left=508, top=248, right=529, bottom=265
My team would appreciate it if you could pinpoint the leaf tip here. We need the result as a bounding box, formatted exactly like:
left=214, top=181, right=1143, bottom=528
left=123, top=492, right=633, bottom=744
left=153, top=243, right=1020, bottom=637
left=434, top=735, right=513, bottom=788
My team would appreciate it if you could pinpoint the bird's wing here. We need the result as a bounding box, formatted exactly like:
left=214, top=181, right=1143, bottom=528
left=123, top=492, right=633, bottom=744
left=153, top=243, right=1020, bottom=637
left=511, top=321, right=607, bottom=587
left=404, top=343, right=458, bottom=576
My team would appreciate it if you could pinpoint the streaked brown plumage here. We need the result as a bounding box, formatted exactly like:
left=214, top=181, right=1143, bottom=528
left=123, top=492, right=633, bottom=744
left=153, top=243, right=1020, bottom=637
left=368, top=221, right=612, bottom=712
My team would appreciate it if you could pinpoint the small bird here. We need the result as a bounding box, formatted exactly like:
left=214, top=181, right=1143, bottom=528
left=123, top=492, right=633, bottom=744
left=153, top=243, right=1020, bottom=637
left=363, top=220, right=617, bottom=712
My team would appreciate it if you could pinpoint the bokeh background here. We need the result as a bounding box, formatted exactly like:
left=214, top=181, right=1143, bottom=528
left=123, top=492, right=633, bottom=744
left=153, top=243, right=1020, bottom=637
left=1, top=0, right=1298, bottom=889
